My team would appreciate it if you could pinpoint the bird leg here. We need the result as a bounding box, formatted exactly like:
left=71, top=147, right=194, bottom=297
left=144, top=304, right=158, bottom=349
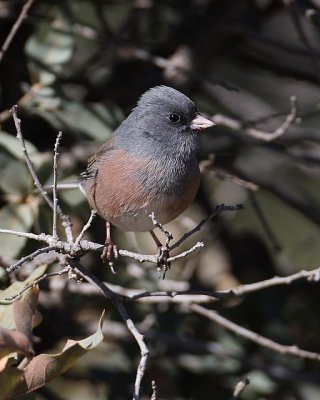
left=101, top=222, right=118, bottom=271
left=149, top=230, right=171, bottom=278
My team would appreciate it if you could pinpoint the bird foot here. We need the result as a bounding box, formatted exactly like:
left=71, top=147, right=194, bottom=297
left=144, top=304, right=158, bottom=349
left=156, top=246, right=171, bottom=279
left=101, top=240, right=118, bottom=273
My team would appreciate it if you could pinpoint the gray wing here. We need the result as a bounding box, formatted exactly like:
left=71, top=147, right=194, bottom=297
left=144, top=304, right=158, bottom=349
left=80, top=138, right=115, bottom=181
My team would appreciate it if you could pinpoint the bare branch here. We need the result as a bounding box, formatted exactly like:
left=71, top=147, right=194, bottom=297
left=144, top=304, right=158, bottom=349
left=69, top=261, right=149, bottom=400
left=0, top=0, right=35, bottom=63
left=74, top=210, right=96, bottom=249
left=151, top=380, right=158, bottom=400
left=230, top=266, right=320, bottom=296
left=170, top=204, right=243, bottom=251
left=201, top=164, right=259, bottom=192
left=5, top=267, right=69, bottom=301
left=249, top=192, right=282, bottom=252
left=212, top=96, right=300, bottom=142
left=292, top=10, right=320, bottom=73
left=10, top=106, right=74, bottom=242
left=52, top=131, right=63, bottom=239
left=118, top=300, right=149, bottom=400
left=130, top=290, right=226, bottom=303
left=168, top=241, right=204, bottom=262
left=117, top=46, right=238, bottom=92
left=189, top=304, right=320, bottom=362
left=4, top=222, right=320, bottom=301
left=231, top=377, right=250, bottom=399
left=0, top=228, right=47, bottom=241
left=150, top=212, right=173, bottom=242
left=7, top=246, right=57, bottom=272
left=48, top=264, right=320, bottom=305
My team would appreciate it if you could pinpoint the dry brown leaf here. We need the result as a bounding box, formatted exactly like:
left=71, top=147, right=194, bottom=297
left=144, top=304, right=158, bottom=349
left=0, top=325, right=35, bottom=359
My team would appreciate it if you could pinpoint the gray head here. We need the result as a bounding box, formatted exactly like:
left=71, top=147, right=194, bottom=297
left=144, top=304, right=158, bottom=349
left=114, top=85, right=214, bottom=160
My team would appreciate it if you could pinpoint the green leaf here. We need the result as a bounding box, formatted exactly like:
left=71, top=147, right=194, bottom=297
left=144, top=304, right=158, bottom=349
left=245, top=370, right=276, bottom=395
left=52, top=100, right=120, bottom=140
left=0, top=160, right=32, bottom=196
left=102, top=3, right=133, bottom=33
left=0, top=203, right=35, bottom=258
left=0, top=131, right=37, bottom=160
left=231, top=146, right=320, bottom=268
left=25, top=7, right=74, bottom=85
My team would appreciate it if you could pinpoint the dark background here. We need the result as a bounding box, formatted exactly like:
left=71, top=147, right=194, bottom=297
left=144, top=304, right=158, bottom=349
left=1, top=0, right=320, bottom=399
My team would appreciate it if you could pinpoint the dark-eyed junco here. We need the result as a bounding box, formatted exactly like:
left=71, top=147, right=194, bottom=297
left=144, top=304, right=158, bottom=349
left=81, top=85, right=214, bottom=265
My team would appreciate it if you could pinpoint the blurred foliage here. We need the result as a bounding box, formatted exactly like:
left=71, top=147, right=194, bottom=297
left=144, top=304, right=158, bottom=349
left=1, top=0, right=320, bottom=399
left=0, top=272, right=104, bottom=399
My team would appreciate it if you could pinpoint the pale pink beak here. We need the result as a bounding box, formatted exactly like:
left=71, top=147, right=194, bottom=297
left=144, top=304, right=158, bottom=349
left=190, top=113, right=215, bottom=131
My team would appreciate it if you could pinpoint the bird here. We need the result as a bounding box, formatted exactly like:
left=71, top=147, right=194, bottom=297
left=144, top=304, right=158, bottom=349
left=81, top=85, right=214, bottom=270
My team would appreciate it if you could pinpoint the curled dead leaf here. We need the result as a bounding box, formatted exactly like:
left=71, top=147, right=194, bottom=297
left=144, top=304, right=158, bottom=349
left=0, top=325, right=35, bottom=359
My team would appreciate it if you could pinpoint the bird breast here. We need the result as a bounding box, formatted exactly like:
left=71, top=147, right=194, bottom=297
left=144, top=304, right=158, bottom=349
left=84, top=149, right=200, bottom=231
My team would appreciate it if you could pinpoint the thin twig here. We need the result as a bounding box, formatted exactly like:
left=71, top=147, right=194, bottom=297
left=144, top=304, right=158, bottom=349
left=74, top=210, right=96, bottom=249
left=70, top=261, right=149, bottom=400
left=11, top=105, right=52, bottom=208
left=11, top=246, right=320, bottom=303
left=151, top=380, right=158, bottom=400
left=170, top=204, right=243, bottom=251
left=7, top=246, right=57, bottom=272
left=288, top=0, right=320, bottom=27
left=230, top=266, right=320, bottom=296
left=249, top=192, right=282, bottom=252
left=212, top=96, right=300, bottom=142
left=286, top=0, right=320, bottom=81
left=118, top=46, right=238, bottom=92
left=0, top=228, right=47, bottom=241
left=52, top=131, right=63, bottom=239
left=10, top=106, right=74, bottom=242
left=150, top=212, right=173, bottom=242
left=5, top=267, right=69, bottom=301
left=118, top=301, right=149, bottom=400
left=203, top=166, right=259, bottom=192
left=0, top=0, right=35, bottom=63
left=130, top=289, right=227, bottom=302
left=150, top=212, right=174, bottom=278
left=3, top=223, right=320, bottom=297
left=231, top=377, right=250, bottom=399
left=167, top=241, right=204, bottom=261
left=189, top=304, right=320, bottom=362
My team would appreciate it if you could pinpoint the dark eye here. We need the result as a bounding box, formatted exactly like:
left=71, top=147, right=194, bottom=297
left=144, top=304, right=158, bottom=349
left=169, top=113, right=181, bottom=123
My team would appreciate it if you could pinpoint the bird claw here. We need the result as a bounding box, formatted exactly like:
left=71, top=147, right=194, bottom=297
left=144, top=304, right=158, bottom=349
left=156, top=246, right=171, bottom=279
left=101, top=241, right=118, bottom=273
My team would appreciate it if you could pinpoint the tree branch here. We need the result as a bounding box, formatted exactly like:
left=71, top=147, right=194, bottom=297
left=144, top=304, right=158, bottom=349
left=0, top=0, right=35, bottom=63
left=52, top=131, right=63, bottom=240
left=10, top=106, right=74, bottom=243
left=189, top=304, right=320, bottom=362
left=212, top=96, right=300, bottom=142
